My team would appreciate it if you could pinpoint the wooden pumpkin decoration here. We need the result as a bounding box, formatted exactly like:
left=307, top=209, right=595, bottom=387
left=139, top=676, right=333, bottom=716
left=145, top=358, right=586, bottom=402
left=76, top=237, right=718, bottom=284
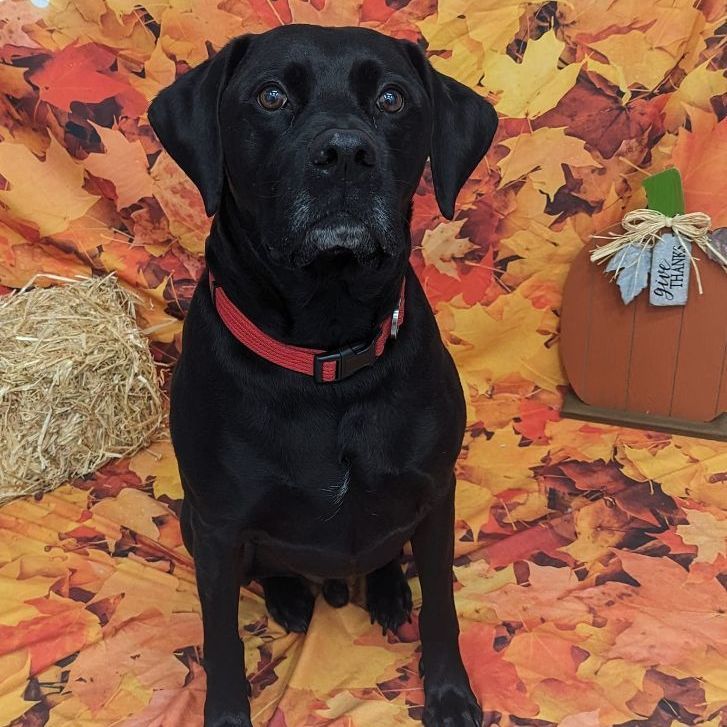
left=560, top=169, right=727, bottom=439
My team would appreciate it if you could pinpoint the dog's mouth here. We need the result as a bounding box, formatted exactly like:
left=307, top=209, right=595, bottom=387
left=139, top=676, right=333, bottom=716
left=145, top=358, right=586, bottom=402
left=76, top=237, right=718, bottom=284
left=294, top=212, right=384, bottom=268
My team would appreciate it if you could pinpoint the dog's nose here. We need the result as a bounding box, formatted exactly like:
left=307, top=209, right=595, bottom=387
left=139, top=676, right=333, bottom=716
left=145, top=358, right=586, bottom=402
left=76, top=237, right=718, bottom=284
left=310, top=129, right=376, bottom=179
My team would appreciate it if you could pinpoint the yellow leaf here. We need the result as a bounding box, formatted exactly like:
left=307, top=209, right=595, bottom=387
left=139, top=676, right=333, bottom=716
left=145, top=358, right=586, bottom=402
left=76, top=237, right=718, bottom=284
left=0, top=649, right=34, bottom=723
left=420, top=1, right=529, bottom=57
left=581, top=655, right=649, bottom=718
left=419, top=3, right=528, bottom=84
left=159, top=0, right=244, bottom=65
left=0, top=64, right=34, bottom=98
left=42, top=0, right=155, bottom=56
left=83, top=123, right=154, bottom=210
left=105, top=0, right=147, bottom=19
left=469, top=388, right=523, bottom=432
left=560, top=499, right=628, bottom=563
left=91, top=488, right=173, bottom=539
left=529, top=678, right=609, bottom=724
left=665, top=61, right=727, bottom=128
left=559, top=0, right=701, bottom=57
left=641, top=4, right=707, bottom=53
left=289, top=0, right=363, bottom=25
left=501, top=178, right=549, bottom=238
left=430, top=35, right=486, bottom=88
left=0, top=558, right=67, bottom=626
left=92, top=671, right=151, bottom=723
left=558, top=1, right=644, bottom=40
left=460, top=425, right=547, bottom=496
left=482, top=30, right=582, bottom=118
left=289, top=602, right=416, bottom=695
left=418, top=14, right=471, bottom=52
left=588, top=181, right=627, bottom=234
left=419, top=0, right=526, bottom=27
left=314, top=690, right=366, bottom=719
left=500, top=217, right=583, bottom=290
left=578, top=655, right=647, bottom=702
left=517, top=318, right=567, bottom=392
left=44, top=692, right=111, bottom=727
left=669, top=648, right=727, bottom=712
left=498, top=127, right=601, bottom=198
left=130, top=44, right=177, bottom=100
left=619, top=440, right=727, bottom=510
left=585, top=57, right=632, bottom=102
left=465, top=3, right=531, bottom=53
left=504, top=490, right=551, bottom=524
left=455, top=478, right=494, bottom=539
left=420, top=219, right=473, bottom=277
left=676, top=508, right=727, bottom=564
left=0, top=137, right=99, bottom=236
left=88, top=556, right=179, bottom=626
left=440, top=293, right=552, bottom=386
left=151, top=151, right=209, bottom=254
left=138, top=312, right=182, bottom=345
left=619, top=442, right=706, bottom=497
left=618, top=442, right=691, bottom=484
left=454, top=562, right=514, bottom=623
left=588, top=30, right=676, bottom=90
left=133, top=284, right=182, bottom=344
left=546, top=419, right=619, bottom=463
left=314, top=690, right=410, bottom=724
left=128, top=440, right=183, bottom=501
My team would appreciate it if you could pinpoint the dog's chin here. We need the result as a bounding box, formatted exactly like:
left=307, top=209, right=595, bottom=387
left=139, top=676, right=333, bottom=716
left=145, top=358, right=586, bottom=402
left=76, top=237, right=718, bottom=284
left=294, top=214, right=384, bottom=268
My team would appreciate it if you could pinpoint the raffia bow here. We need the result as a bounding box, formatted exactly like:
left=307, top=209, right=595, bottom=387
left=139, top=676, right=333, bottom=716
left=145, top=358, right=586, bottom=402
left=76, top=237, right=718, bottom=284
left=590, top=209, right=726, bottom=294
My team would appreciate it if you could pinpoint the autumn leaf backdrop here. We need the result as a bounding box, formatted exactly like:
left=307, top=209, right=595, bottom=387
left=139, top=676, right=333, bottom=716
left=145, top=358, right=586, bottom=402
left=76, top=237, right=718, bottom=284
left=1, top=1, right=727, bottom=725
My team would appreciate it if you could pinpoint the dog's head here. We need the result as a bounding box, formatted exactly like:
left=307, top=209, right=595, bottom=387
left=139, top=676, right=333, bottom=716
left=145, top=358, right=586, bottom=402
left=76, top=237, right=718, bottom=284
left=149, top=25, right=497, bottom=270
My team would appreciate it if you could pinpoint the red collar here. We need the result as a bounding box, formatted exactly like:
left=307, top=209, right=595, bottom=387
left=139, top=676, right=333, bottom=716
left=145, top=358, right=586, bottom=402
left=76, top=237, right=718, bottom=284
left=208, top=271, right=405, bottom=383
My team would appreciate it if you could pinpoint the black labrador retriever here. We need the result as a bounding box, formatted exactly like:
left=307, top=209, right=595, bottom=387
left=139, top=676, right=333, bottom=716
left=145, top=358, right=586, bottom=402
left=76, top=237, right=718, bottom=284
left=149, top=24, right=497, bottom=727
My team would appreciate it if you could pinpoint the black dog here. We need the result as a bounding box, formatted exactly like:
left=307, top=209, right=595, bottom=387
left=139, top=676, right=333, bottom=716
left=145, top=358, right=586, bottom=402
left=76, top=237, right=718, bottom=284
left=149, top=24, right=497, bottom=727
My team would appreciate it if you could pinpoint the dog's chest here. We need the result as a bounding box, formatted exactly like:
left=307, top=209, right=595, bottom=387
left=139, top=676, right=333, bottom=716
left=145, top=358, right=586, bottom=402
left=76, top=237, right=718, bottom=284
left=205, top=397, right=450, bottom=577
left=245, top=404, right=439, bottom=535
left=244, top=451, right=434, bottom=578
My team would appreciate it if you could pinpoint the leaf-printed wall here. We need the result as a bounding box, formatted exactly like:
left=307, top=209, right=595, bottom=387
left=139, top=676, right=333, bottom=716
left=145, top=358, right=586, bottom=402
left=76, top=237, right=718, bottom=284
left=0, top=1, right=726, bottom=725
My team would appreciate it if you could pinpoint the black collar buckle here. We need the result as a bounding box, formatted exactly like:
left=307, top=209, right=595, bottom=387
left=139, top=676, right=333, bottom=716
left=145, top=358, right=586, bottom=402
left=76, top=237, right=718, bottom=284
left=314, top=331, right=380, bottom=383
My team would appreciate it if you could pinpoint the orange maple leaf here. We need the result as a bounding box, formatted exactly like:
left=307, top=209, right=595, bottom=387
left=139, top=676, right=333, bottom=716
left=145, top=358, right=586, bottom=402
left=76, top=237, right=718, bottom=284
left=672, top=106, right=727, bottom=227
left=84, top=122, right=154, bottom=211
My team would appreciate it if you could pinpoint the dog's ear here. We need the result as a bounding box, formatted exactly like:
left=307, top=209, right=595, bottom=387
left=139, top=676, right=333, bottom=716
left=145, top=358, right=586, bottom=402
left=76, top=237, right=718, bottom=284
left=148, top=36, right=252, bottom=217
left=401, top=41, right=498, bottom=220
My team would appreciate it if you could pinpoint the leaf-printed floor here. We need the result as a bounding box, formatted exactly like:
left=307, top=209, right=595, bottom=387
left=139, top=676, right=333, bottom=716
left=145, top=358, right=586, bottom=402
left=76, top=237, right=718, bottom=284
left=1, top=1, right=726, bottom=726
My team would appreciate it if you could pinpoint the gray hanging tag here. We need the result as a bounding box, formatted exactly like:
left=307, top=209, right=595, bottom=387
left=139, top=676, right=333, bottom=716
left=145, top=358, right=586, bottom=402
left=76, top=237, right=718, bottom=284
left=649, top=232, right=690, bottom=306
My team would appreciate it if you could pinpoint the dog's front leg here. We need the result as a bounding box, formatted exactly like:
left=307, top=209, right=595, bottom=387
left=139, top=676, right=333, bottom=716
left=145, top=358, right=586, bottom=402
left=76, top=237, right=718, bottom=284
left=412, top=483, right=482, bottom=727
left=191, top=510, right=251, bottom=727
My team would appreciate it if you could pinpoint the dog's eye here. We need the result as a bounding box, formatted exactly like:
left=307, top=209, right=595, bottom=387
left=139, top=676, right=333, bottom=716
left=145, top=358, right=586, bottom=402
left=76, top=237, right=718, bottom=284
left=376, top=87, right=404, bottom=113
left=258, top=85, right=287, bottom=111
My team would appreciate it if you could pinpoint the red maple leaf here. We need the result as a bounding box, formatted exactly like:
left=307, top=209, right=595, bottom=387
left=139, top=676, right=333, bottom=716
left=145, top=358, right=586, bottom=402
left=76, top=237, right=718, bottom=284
left=30, top=43, right=141, bottom=112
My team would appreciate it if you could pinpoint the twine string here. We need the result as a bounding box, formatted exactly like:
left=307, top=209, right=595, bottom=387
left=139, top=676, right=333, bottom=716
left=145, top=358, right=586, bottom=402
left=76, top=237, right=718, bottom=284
left=590, top=209, right=724, bottom=295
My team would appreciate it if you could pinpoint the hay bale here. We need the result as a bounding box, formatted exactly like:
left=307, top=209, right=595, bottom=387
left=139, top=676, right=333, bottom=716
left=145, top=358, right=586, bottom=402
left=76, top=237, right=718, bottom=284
left=0, top=274, right=165, bottom=503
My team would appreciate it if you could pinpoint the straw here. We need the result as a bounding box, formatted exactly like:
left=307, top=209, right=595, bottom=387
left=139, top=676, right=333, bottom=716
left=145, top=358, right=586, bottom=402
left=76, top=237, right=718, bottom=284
left=0, top=274, right=165, bottom=504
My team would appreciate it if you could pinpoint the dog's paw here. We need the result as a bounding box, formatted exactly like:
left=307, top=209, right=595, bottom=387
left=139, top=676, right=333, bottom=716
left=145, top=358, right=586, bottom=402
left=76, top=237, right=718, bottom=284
left=322, top=578, right=350, bottom=608
left=422, top=683, right=483, bottom=727
left=204, top=691, right=252, bottom=727
left=204, top=709, right=253, bottom=727
left=365, top=561, right=412, bottom=635
left=263, top=576, right=314, bottom=633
